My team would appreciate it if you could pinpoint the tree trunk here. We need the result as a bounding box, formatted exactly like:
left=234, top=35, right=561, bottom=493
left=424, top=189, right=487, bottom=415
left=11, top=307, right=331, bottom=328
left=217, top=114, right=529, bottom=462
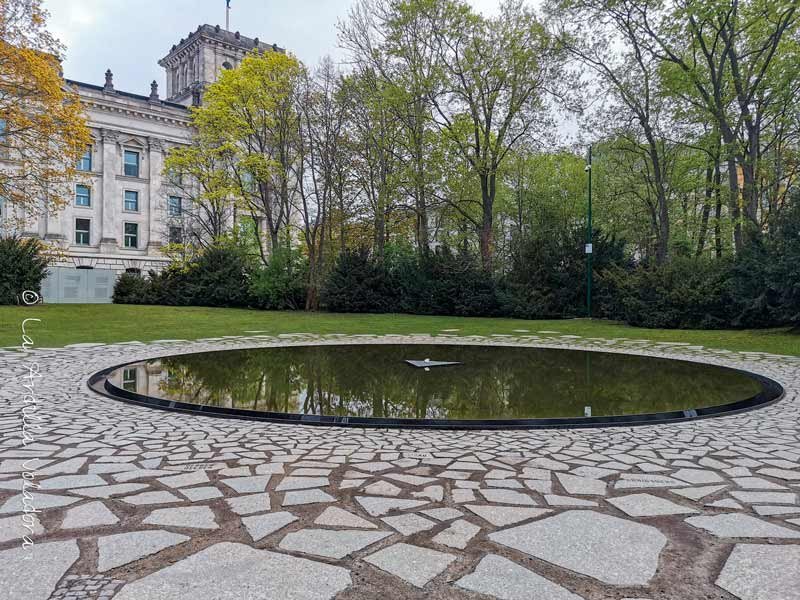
left=696, top=163, right=714, bottom=256
left=479, top=173, right=495, bottom=272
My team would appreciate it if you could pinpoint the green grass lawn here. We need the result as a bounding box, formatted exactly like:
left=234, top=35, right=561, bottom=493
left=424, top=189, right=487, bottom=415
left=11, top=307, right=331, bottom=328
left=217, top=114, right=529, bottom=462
left=0, top=304, right=797, bottom=355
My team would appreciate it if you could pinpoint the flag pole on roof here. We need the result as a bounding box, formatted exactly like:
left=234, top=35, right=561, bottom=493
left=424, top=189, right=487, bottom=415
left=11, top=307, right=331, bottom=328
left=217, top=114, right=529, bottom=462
left=226, top=0, right=231, bottom=31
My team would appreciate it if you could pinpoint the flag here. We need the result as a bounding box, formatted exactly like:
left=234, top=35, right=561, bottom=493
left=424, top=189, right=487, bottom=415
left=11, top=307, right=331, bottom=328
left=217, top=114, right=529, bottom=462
left=226, top=0, right=231, bottom=7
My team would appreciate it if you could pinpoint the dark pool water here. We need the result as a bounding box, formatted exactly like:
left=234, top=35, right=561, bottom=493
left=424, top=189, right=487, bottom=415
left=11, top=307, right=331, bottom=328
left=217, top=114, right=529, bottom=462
left=105, top=344, right=765, bottom=421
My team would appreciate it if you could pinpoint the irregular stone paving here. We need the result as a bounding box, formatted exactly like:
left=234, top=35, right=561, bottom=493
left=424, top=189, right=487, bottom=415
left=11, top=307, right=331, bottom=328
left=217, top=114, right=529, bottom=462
left=0, top=333, right=799, bottom=600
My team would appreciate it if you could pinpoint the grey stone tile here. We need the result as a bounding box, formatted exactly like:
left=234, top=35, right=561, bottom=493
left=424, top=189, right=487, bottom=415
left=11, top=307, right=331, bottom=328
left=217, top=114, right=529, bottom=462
left=97, top=530, right=189, bottom=572
left=490, top=510, right=666, bottom=585
left=607, top=494, right=698, bottom=517
left=225, top=492, right=270, bottom=515
left=142, top=505, right=218, bottom=530
left=355, top=496, right=428, bottom=516
left=465, top=504, right=550, bottom=527
left=314, top=506, right=377, bottom=529
left=364, top=543, right=456, bottom=588
left=0, top=540, right=79, bottom=600
left=716, top=544, right=800, bottom=600
left=220, top=475, right=271, bottom=494
left=112, top=543, right=351, bottom=600
left=381, top=513, right=437, bottom=536
left=478, top=488, right=537, bottom=506
left=61, top=501, right=119, bottom=530
left=685, top=513, right=800, bottom=538
left=455, top=554, right=584, bottom=600
left=282, top=489, right=335, bottom=506
left=432, top=519, right=480, bottom=549
left=279, top=528, right=390, bottom=559
left=241, top=511, right=297, bottom=542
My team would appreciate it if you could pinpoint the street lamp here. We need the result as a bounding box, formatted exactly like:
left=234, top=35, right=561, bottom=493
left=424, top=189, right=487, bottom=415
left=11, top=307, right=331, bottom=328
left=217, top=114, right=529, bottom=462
left=585, top=145, right=593, bottom=318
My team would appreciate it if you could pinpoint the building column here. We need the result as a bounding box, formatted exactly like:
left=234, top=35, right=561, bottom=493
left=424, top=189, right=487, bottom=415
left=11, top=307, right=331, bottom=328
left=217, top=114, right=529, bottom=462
left=147, top=137, right=164, bottom=254
left=100, top=128, right=119, bottom=251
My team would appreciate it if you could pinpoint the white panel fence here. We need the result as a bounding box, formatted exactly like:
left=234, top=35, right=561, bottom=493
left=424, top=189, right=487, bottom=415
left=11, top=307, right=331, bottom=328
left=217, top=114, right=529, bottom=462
left=41, top=267, right=120, bottom=304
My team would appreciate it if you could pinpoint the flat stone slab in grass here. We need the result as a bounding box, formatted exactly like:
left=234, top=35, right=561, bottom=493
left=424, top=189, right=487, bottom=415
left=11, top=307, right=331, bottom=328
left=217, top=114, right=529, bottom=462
left=314, top=506, right=377, bottom=529
left=685, top=513, right=800, bottom=538
left=225, top=492, right=271, bottom=515
left=112, top=542, right=351, bottom=600
left=556, top=473, right=607, bottom=495
left=283, top=489, right=335, bottom=506
left=279, top=529, right=391, bottom=559
left=465, top=504, right=551, bottom=527
left=478, top=488, right=537, bottom=506
left=364, top=543, right=456, bottom=588
left=241, top=511, right=298, bottom=542
left=455, top=554, right=584, bottom=600
left=355, top=496, right=428, bottom=516
left=489, top=510, right=666, bottom=586
left=0, top=540, right=79, bottom=600
left=716, top=544, right=800, bottom=600
left=607, top=494, right=698, bottom=517
left=61, top=501, right=119, bottom=530
left=119, top=491, right=181, bottom=506
left=142, top=505, right=218, bottom=530
left=97, top=530, right=189, bottom=572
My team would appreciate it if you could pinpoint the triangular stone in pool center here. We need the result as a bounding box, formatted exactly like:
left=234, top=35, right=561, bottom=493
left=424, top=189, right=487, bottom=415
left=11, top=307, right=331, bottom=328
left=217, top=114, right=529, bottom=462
left=405, top=359, right=462, bottom=368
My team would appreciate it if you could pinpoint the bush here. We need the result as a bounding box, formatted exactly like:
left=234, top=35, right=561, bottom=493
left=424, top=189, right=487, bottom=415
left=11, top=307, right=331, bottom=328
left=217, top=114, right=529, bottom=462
left=603, top=257, right=736, bottom=329
left=111, top=272, right=150, bottom=304
left=501, top=226, right=628, bottom=319
left=182, top=243, right=253, bottom=307
left=113, top=243, right=253, bottom=308
left=250, top=248, right=308, bottom=310
left=321, top=248, right=395, bottom=313
left=0, top=236, right=51, bottom=305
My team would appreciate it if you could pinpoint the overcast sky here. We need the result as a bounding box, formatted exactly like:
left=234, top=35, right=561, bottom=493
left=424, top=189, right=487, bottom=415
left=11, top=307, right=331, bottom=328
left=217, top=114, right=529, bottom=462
left=43, top=0, right=509, bottom=96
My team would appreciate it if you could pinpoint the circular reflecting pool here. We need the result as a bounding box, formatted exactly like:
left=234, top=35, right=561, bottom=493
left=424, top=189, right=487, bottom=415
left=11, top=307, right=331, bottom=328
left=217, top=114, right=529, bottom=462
left=90, top=344, right=783, bottom=429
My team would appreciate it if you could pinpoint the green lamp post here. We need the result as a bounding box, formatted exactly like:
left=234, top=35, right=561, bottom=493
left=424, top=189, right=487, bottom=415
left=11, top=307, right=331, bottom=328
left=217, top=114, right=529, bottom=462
left=585, top=145, right=593, bottom=318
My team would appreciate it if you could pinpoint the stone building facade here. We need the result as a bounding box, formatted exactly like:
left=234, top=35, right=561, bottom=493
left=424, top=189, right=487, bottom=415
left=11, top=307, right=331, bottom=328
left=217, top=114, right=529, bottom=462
left=0, top=25, right=279, bottom=300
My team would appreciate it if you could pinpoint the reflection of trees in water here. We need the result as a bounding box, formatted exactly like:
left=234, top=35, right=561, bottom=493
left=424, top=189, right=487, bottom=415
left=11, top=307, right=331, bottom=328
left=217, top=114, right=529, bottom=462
left=151, top=346, right=762, bottom=419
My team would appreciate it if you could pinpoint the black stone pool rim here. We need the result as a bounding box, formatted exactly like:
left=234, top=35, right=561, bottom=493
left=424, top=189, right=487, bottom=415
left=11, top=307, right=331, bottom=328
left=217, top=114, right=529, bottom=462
left=87, top=344, right=785, bottom=431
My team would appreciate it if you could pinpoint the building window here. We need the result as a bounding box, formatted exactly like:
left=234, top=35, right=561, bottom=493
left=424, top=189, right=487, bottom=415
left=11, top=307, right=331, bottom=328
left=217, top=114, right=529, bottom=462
left=123, top=150, right=140, bottom=177
left=124, top=190, right=139, bottom=212
left=0, top=119, right=7, bottom=157
left=77, top=145, right=92, bottom=171
left=75, top=218, right=90, bottom=245
left=124, top=222, right=139, bottom=248
left=122, top=368, right=138, bottom=392
left=168, top=196, right=182, bottom=216
left=168, top=226, right=183, bottom=244
left=125, top=267, right=141, bottom=275
left=167, top=169, right=182, bottom=186
left=75, top=184, right=91, bottom=207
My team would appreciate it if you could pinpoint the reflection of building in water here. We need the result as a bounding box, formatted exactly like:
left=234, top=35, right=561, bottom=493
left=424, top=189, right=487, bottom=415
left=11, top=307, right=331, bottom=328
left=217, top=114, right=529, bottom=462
left=108, top=361, right=171, bottom=397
